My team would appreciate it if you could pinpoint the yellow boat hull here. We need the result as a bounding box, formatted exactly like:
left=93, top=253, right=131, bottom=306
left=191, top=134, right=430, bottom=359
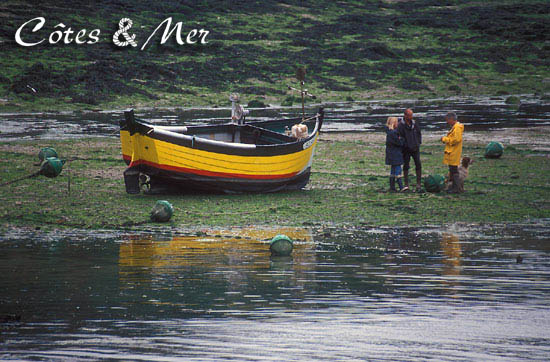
left=119, top=109, right=323, bottom=193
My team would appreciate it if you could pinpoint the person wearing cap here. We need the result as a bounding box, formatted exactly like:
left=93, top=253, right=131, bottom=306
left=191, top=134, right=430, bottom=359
left=397, top=108, right=422, bottom=192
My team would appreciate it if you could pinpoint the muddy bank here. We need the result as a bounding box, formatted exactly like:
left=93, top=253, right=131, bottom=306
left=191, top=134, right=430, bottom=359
left=0, top=96, right=549, bottom=141
left=328, top=126, right=550, bottom=149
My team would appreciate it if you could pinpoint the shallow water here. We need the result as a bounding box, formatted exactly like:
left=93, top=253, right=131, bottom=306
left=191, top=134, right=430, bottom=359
left=1, top=222, right=550, bottom=360
left=1, top=95, right=549, bottom=140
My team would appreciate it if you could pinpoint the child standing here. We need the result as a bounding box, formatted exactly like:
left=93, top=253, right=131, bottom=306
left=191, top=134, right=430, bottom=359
left=385, top=117, right=407, bottom=192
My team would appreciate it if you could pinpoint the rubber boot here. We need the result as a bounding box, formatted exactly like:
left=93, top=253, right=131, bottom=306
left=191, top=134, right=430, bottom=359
left=389, top=176, right=396, bottom=192
left=415, top=171, right=422, bottom=192
left=403, top=170, right=409, bottom=189
left=447, top=173, right=460, bottom=194
left=396, top=177, right=404, bottom=191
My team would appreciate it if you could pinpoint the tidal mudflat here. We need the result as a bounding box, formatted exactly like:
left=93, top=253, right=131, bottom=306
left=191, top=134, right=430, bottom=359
left=1, top=124, right=549, bottom=230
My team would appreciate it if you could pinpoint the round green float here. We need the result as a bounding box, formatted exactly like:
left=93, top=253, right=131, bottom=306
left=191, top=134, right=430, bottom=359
left=485, top=141, right=504, bottom=159
left=150, top=200, right=174, bottom=222
left=270, top=234, right=294, bottom=256
left=38, top=147, right=58, bottom=162
left=39, top=157, right=65, bottom=178
left=424, top=174, right=445, bottom=193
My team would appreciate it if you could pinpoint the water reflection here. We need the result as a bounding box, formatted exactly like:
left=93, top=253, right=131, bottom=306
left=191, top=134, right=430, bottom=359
left=441, top=232, right=462, bottom=276
left=119, top=227, right=314, bottom=270
left=1, top=223, right=550, bottom=360
left=118, top=227, right=316, bottom=315
left=440, top=232, right=462, bottom=296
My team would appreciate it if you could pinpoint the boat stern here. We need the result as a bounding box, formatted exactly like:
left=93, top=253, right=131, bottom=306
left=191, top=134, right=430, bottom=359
left=120, top=110, right=135, bottom=166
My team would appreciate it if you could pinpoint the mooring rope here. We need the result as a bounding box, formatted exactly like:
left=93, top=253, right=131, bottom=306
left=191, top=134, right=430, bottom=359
left=0, top=171, right=40, bottom=187
left=311, top=170, right=550, bottom=189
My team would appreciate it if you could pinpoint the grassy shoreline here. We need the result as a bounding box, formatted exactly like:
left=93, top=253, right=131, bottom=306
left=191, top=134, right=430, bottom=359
left=1, top=127, right=549, bottom=231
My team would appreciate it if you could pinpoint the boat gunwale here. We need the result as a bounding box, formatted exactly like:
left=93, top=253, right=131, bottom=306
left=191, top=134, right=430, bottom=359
left=123, top=110, right=323, bottom=157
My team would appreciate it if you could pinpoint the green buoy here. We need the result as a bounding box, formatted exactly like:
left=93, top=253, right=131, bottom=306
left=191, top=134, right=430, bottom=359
left=270, top=234, right=293, bottom=256
left=150, top=200, right=173, bottom=222
left=0, top=156, right=64, bottom=187
left=38, top=147, right=58, bottom=162
left=39, top=157, right=65, bottom=178
left=485, top=141, right=504, bottom=159
left=424, top=174, right=445, bottom=193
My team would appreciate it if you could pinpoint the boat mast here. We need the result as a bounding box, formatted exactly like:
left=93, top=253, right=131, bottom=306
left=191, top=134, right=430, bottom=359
left=288, top=67, right=316, bottom=123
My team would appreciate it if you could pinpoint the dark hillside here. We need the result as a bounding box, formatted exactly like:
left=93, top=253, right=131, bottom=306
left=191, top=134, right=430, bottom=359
left=0, top=0, right=548, bottom=110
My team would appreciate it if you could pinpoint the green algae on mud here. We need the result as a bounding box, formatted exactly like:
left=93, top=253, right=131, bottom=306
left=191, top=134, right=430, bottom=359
left=0, top=0, right=549, bottom=112
left=1, top=128, right=549, bottom=230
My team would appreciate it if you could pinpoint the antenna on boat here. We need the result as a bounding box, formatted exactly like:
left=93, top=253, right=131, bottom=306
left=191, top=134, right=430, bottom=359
left=229, top=93, right=248, bottom=125
left=287, top=66, right=316, bottom=123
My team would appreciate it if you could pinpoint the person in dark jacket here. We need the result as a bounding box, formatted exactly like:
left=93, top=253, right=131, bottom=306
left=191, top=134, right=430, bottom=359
left=385, top=117, right=407, bottom=192
left=397, top=108, right=422, bottom=192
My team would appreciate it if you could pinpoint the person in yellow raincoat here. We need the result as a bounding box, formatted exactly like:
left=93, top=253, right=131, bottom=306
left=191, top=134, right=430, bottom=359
left=441, top=112, right=464, bottom=193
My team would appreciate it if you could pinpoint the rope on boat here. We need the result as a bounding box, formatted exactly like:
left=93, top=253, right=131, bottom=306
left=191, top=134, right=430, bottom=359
left=300, top=114, right=319, bottom=124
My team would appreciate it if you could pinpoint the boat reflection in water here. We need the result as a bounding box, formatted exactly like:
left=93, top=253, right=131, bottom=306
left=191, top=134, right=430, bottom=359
left=118, top=227, right=316, bottom=315
left=2, top=224, right=550, bottom=360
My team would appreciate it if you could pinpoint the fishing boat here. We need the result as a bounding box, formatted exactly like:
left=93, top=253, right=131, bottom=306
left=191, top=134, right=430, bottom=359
left=119, top=102, right=324, bottom=194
